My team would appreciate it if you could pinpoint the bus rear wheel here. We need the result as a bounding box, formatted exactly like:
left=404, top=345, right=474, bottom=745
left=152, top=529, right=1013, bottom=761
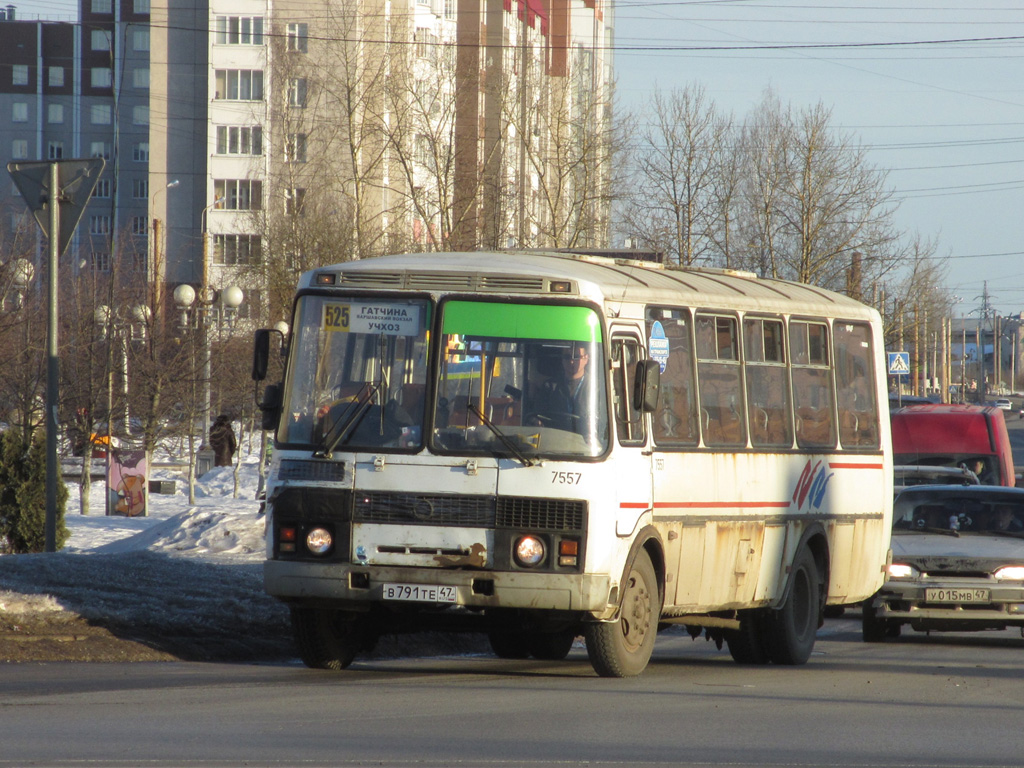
left=765, top=547, right=820, bottom=665
left=725, top=609, right=771, bottom=664
left=291, top=607, right=365, bottom=670
left=584, top=549, right=661, bottom=677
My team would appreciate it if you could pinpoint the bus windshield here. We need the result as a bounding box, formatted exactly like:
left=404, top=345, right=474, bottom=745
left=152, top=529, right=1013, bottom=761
left=431, top=300, right=608, bottom=459
left=279, top=294, right=430, bottom=450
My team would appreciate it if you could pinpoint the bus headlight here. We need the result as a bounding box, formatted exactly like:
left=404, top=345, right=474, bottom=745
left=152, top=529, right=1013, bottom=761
left=514, top=535, right=545, bottom=567
left=306, top=527, right=333, bottom=556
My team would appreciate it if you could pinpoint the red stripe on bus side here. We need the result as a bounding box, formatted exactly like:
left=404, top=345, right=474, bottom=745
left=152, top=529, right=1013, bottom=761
left=828, top=462, right=884, bottom=470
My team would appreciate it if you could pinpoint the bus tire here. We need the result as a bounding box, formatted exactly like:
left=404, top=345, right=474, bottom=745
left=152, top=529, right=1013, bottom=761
left=291, top=607, right=363, bottom=670
left=766, top=547, right=819, bottom=665
left=584, top=549, right=661, bottom=677
left=725, top=609, right=771, bottom=664
left=488, top=631, right=531, bottom=659
left=527, top=630, right=577, bottom=660
left=861, top=601, right=900, bottom=642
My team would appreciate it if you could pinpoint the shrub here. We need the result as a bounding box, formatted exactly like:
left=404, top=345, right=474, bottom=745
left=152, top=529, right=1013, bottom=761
left=0, top=429, right=69, bottom=553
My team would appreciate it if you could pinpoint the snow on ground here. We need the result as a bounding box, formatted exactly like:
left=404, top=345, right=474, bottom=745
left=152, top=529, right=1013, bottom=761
left=0, top=449, right=272, bottom=620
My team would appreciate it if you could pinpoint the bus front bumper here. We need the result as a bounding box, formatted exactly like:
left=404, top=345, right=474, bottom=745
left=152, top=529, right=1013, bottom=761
left=264, top=559, right=613, bottom=615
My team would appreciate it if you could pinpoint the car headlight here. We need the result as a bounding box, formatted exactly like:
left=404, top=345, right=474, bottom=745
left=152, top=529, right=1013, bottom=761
left=514, top=535, right=545, bottom=567
left=887, top=563, right=917, bottom=579
left=306, top=526, right=333, bottom=556
left=994, top=566, right=1024, bottom=581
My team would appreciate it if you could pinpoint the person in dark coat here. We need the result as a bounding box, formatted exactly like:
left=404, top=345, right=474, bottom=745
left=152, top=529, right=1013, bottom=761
left=209, top=414, right=237, bottom=466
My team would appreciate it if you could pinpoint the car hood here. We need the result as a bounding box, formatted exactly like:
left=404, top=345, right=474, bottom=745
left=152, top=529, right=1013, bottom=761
left=892, top=532, right=1024, bottom=572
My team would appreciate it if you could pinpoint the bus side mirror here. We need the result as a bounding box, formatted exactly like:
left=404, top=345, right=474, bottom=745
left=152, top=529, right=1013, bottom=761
left=259, top=383, right=282, bottom=431
left=635, top=359, right=661, bottom=413
left=252, top=329, right=271, bottom=381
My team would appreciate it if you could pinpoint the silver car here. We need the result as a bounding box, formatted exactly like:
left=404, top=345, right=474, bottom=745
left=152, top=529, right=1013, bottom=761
left=863, top=485, right=1024, bottom=641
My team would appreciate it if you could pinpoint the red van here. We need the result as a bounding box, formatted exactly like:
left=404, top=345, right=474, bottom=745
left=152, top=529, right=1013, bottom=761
left=890, top=404, right=1016, bottom=486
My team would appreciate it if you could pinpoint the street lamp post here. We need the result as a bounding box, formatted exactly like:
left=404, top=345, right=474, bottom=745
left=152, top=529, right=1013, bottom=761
left=149, top=179, right=179, bottom=307
left=173, top=283, right=244, bottom=488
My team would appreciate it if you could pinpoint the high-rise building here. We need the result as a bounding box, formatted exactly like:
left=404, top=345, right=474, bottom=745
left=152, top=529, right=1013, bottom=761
left=2, top=0, right=611, bottom=323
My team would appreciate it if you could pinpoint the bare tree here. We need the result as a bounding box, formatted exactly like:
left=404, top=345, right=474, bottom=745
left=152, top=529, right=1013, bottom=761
left=621, top=85, right=727, bottom=265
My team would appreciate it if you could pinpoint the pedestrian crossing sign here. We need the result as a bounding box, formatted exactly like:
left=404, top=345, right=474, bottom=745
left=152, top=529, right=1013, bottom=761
left=887, top=352, right=910, bottom=376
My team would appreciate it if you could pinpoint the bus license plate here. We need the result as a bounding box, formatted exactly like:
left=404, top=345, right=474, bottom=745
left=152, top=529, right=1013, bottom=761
left=383, top=583, right=458, bottom=603
left=925, top=588, right=989, bottom=603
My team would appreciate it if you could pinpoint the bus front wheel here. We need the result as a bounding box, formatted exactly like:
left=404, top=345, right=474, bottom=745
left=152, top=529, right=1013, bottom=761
left=765, top=547, right=820, bottom=665
left=291, top=607, right=366, bottom=670
left=584, top=549, right=661, bottom=677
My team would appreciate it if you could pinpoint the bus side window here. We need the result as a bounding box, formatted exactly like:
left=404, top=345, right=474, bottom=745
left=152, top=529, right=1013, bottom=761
left=790, top=320, right=836, bottom=449
left=646, top=307, right=699, bottom=446
left=696, top=314, right=746, bottom=447
left=744, top=317, right=793, bottom=448
left=834, top=322, right=879, bottom=448
left=612, top=337, right=646, bottom=444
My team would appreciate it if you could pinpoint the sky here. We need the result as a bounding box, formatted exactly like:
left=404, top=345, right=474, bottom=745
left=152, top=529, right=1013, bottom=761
left=611, top=0, right=1024, bottom=317
left=10, top=0, right=1024, bottom=317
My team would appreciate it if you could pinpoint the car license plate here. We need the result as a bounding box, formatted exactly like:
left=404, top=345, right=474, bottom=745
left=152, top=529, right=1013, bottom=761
left=925, top=588, right=990, bottom=603
left=382, top=583, right=457, bottom=603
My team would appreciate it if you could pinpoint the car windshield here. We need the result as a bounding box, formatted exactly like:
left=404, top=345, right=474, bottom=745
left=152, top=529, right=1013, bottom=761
left=279, top=294, right=430, bottom=450
left=893, top=493, right=1024, bottom=534
left=431, top=300, right=608, bottom=459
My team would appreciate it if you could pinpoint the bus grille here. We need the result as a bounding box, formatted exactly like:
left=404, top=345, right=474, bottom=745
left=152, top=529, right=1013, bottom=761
left=335, top=271, right=549, bottom=294
left=497, top=497, right=586, bottom=531
left=355, top=493, right=495, bottom=526
left=353, top=492, right=586, bottom=532
left=278, top=459, right=346, bottom=482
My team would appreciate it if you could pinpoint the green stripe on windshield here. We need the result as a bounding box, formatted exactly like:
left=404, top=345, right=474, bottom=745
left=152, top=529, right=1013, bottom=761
left=442, top=301, right=603, bottom=342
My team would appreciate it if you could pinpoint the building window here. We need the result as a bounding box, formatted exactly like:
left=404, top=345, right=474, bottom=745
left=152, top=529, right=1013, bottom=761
left=89, top=215, right=112, bottom=235
left=48, top=141, right=64, bottom=160
left=287, top=78, right=307, bottom=107
left=216, top=125, right=263, bottom=155
left=214, top=16, right=264, bottom=45
left=91, top=0, right=112, bottom=13
left=132, top=105, right=148, bottom=125
left=214, top=234, right=261, bottom=265
left=131, top=216, right=148, bottom=235
left=133, top=0, right=150, bottom=13
left=12, top=65, right=28, bottom=86
left=91, top=141, right=111, bottom=158
left=91, top=29, right=111, bottom=50
left=48, top=67, right=64, bottom=87
left=133, top=29, right=150, bottom=51
left=12, top=102, right=28, bottom=122
left=47, top=104, right=64, bottom=123
left=133, top=68, right=149, bottom=89
left=133, top=142, right=149, bottom=162
left=132, top=179, right=149, bottom=199
left=213, top=179, right=263, bottom=210
left=214, top=69, right=264, bottom=101
left=91, top=67, right=112, bottom=88
left=285, top=133, right=307, bottom=163
left=11, top=140, right=28, bottom=159
left=89, top=252, right=112, bottom=272
left=287, top=23, right=308, bottom=52
left=285, top=187, right=306, bottom=215
left=93, top=178, right=111, bottom=198
left=91, top=104, right=112, bottom=124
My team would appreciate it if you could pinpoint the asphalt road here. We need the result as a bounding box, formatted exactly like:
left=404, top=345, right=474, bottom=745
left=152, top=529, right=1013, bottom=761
left=2, top=618, right=1023, bottom=767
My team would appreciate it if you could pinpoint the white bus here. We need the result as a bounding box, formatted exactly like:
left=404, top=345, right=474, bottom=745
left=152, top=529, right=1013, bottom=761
left=253, top=250, right=892, bottom=677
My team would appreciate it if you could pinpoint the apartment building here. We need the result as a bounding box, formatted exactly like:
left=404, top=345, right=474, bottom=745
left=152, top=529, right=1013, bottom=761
left=2, top=0, right=611, bottom=322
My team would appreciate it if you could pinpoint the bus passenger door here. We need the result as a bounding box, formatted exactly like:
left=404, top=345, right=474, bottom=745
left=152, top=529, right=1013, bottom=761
left=609, top=331, right=654, bottom=539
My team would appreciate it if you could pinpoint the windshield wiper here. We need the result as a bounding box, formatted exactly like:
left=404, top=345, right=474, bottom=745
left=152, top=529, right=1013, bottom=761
left=314, top=382, right=379, bottom=458
left=467, top=402, right=535, bottom=468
